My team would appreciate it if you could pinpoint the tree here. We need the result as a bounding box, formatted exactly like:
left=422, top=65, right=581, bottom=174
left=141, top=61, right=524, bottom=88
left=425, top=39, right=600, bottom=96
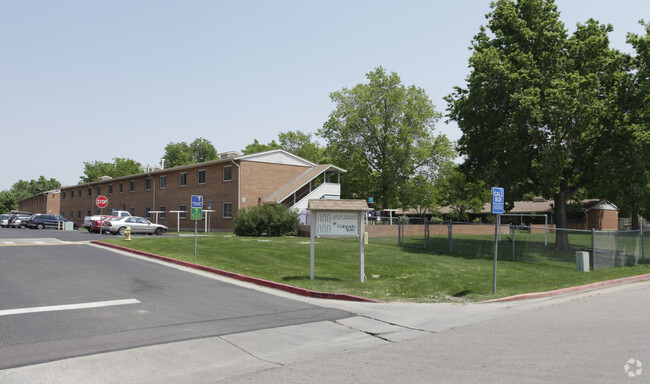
left=10, top=176, right=62, bottom=201
left=80, top=158, right=143, bottom=183
left=592, top=21, right=650, bottom=229
left=446, top=0, right=625, bottom=249
left=241, top=139, right=282, bottom=155
left=163, top=137, right=218, bottom=168
left=278, top=131, right=324, bottom=164
left=0, top=190, right=17, bottom=213
left=319, top=67, right=450, bottom=209
left=436, top=166, right=491, bottom=221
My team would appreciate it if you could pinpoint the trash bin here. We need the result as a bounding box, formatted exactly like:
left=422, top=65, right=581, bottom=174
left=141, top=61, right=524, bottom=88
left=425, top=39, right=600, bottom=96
left=576, top=251, right=590, bottom=272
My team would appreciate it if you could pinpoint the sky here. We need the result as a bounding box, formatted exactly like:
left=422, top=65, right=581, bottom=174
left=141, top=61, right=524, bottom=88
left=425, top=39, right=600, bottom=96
left=1, top=0, right=648, bottom=192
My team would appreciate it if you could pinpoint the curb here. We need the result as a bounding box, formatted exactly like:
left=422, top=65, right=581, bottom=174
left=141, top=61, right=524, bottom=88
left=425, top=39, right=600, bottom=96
left=483, top=273, right=650, bottom=303
left=92, top=241, right=383, bottom=303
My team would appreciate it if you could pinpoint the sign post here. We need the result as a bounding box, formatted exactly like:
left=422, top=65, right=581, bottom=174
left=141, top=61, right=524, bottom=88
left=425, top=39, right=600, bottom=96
left=96, top=195, right=109, bottom=236
left=491, top=187, right=504, bottom=294
left=191, top=195, right=203, bottom=256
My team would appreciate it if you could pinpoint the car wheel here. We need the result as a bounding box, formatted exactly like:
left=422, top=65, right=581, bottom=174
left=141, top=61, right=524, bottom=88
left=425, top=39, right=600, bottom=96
left=36, top=223, right=44, bottom=230
left=117, top=227, right=126, bottom=236
left=154, top=227, right=163, bottom=236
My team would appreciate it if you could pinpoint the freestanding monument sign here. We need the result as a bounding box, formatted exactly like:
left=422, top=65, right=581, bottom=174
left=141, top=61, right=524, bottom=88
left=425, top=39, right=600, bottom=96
left=308, top=199, right=369, bottom=283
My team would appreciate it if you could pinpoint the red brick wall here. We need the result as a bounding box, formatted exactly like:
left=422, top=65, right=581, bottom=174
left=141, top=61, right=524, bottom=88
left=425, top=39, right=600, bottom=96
left=239, top=161, right=311, bottom=209
left=19, top=193, right=60, bottom=215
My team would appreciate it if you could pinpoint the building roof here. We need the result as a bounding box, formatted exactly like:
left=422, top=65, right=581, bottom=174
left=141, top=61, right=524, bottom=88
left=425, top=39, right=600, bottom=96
left=265, top=164, right=347, bottom=204
left=60, top=149, right=318, bottom=189
left=308, top=199, right=369, bottom=211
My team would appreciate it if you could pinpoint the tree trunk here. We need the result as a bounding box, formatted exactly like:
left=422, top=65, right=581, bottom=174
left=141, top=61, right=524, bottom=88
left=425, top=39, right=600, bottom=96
left=631, top=203, right=640, bottom=231
left=554, top=189, right=571, bottom=251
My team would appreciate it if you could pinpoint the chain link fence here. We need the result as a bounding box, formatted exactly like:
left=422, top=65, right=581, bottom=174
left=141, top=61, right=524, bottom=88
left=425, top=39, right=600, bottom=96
left=398, top=219, right=647, bottom=270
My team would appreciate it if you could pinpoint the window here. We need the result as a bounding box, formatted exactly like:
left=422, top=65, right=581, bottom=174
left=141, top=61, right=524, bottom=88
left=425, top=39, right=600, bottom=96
left=62, top=191, right=66, bottom=200
left=160, top=206, right=166, bottom=219
left=145, top=206, right=151, bottom=219
left=198, top=169, right=206, bottom=184
left=97, top=186, right=101, bottom=195
left=130, top=181, right=135, bottom=192
left=108, top=184, right=113, bottom=195
left=71, top=190, right=74, bottom=199
left=119, top=183, right=123, bottom=194
left=78, top=211, right=81, bottom=219
left=87, top=209, right=91, bottom=216
left=223, top=202, right=233, bottom=219
left=160, top=175, right=167, bottom=189
left=146, top=178, right=152, bottom=190
left=88, top=187, right=92, bottom=197
left=70, top=211, right=73, bottom=220
left=78, top=189, right=82, bottom=198
left=179, top=204, right=186, bottom=219
left=223, top=166, right=232, bottom=182
left=179, top=172, right=187, bottom=187
left=129, top=207, right=135, bottom=216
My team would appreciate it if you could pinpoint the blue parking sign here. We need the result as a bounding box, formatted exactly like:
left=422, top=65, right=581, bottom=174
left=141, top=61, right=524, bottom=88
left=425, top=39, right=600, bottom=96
left=491, top=187, right=504, bottom=214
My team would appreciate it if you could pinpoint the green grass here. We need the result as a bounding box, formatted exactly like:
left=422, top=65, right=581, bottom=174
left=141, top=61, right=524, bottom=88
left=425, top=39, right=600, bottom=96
left=99, top=232, right=650, bottom=302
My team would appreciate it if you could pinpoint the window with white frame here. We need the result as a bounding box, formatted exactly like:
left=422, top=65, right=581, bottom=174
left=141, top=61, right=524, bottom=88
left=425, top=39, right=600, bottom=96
left=198, top=169, right=206, bottom=184
left=179, top=204, right=186, bottom=219
left=160, top=206, right=166, bottom=219
left=179, top=172, right=187, bottom=187
left=160, top=175, right=167, bottom=189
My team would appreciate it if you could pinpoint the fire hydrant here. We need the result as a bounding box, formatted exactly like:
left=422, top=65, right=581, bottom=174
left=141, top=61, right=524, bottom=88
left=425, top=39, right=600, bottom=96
left=124, top=226, right=132, bottom=242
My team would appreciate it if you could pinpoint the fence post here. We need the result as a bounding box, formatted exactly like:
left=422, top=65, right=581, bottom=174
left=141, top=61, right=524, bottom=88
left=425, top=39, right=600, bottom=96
left=448, top=220, right=453, bottom=254
left=510, top=224, right=517, bottom=261
left=398, top=219, right=403, bottom=246
left=641, top=219, right=645, bottom=263
left=424, top=219, right=429, bottom=249
left=592, top=228, right=596, bottom=270
left=615, top=230, right=620, bottom=267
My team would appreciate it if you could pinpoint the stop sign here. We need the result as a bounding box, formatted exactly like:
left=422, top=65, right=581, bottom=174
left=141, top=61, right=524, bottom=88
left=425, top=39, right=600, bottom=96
left=96, top=195, right=109, bottom=208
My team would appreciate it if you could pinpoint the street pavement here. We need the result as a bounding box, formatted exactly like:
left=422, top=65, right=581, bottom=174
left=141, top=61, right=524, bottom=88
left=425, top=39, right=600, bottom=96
left=1, top=239, right=649, bottom=383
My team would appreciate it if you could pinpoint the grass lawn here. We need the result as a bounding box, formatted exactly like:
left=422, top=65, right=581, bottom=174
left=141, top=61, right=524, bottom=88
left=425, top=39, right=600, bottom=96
left=99, top=232, right=650, bottom=302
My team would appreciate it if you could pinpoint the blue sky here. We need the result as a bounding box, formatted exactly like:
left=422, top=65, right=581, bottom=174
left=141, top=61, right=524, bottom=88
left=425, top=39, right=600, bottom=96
left=1, top=0, right=648, bottom=192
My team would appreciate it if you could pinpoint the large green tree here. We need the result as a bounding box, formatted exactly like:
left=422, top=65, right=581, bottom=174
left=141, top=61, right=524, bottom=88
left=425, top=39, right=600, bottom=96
left=592, top=21, right=650, bottom=229
left=10, top=176, right=62, bottom=201
left=0, top=190, right=18, bottom=213
left=163, top=137, right=218, bottom=168
left=320, top=67, right=451, bottom=209
left=79, top=158, right=143, bottom=183
left=446, top=0, right=626, bottom=248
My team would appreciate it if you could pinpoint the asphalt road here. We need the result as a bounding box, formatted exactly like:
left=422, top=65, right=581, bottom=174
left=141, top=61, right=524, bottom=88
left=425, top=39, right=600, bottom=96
left=0, top=228, right=352, bottom=369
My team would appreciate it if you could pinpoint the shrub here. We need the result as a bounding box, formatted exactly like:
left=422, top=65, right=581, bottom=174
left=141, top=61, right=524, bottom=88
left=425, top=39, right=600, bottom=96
left=233, top=204, right=299, bottom=237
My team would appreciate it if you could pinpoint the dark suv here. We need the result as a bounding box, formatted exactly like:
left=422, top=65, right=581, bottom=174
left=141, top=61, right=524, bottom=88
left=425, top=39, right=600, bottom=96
left=27, top=214, right=78, bottom=230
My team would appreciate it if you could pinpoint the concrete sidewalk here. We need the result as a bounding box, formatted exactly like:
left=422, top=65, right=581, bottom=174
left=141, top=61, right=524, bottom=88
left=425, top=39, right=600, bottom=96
left=2, top=244, right=632, bottom=384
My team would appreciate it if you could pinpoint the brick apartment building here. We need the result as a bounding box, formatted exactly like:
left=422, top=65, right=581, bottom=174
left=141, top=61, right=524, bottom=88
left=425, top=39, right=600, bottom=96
left=59, top=150, right=345, bottom=231
left=17, top=190, right=61, bottom=215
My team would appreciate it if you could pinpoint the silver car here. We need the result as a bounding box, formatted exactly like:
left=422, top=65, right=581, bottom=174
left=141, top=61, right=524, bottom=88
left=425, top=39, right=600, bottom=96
left=0, top=214, right=11, bottom=228
left=104, top=216, right=167, bottom=236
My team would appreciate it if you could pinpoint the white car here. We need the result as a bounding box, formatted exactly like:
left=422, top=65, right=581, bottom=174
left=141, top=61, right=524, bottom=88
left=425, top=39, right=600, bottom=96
left=104, top=216, right=167, bottom=236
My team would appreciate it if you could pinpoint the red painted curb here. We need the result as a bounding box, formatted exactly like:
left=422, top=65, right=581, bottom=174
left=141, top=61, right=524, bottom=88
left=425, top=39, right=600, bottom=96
left=483, top=273, right=650, bottom=303
left=92, top=241, right=383, bottom=303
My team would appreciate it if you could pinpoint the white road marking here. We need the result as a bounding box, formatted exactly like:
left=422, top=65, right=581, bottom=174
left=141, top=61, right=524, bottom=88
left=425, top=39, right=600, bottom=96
left=0, top=299, right=141, bottom=317
left=3, top=241, right=16, bottom=245
left=34, top=241, right=45, bottom=244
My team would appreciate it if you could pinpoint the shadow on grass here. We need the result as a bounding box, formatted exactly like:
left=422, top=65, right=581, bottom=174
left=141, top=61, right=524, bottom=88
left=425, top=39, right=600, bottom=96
left=282, top=275, right=342, bottom=282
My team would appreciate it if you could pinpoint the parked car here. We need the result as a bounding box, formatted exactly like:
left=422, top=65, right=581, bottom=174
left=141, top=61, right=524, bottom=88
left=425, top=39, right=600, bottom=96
left=8, top=214, right=31, bottom=228
left=0, top=214, right=11, bottom=228
left=104, top=216, right=167, bottom=236
left=90, top=216, right=114, bottom=232
left=27, top=214, right=79, bottom=230
left=83, top=210, right=131, bottom=232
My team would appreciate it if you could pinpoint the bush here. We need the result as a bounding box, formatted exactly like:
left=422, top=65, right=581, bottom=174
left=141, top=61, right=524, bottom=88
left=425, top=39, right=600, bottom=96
left=233, top=204, right=299, bottom=237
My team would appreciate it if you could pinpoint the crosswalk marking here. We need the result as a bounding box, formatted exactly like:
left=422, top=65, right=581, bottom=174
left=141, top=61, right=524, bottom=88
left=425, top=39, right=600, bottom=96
left=0, top=299, right=141, bottom=317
